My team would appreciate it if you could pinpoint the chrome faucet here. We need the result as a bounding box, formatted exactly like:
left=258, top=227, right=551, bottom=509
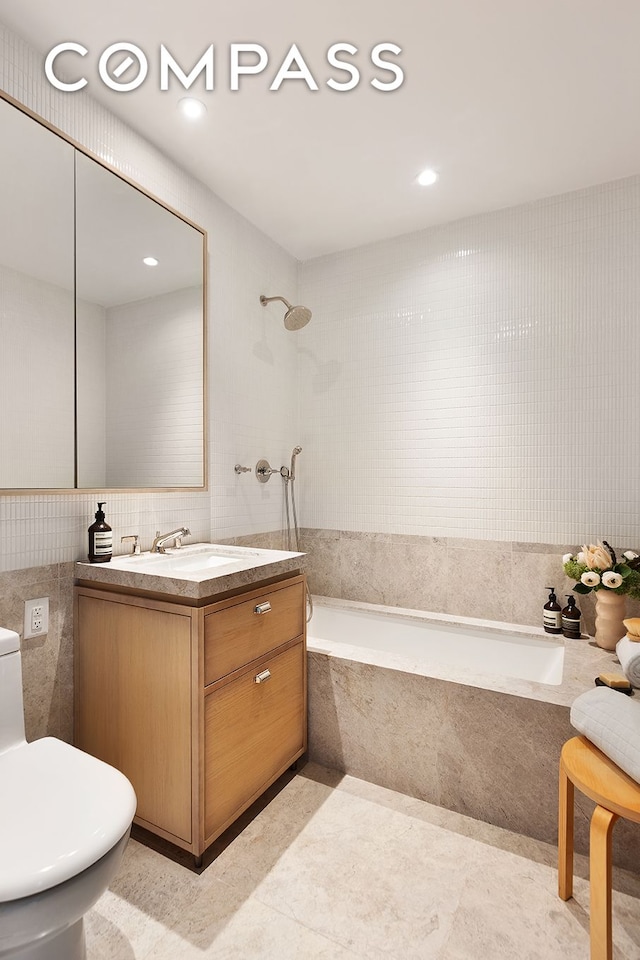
left=151, top=527, right=191, bottom=554
left=121, top=534, right=141, bottom=555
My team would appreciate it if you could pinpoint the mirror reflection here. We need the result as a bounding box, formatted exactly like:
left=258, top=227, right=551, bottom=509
left=75, top=155, right=205, bottom=488
left=0, top=99, right=75, bottom=488
left=0, top=94, right=206, bottom=492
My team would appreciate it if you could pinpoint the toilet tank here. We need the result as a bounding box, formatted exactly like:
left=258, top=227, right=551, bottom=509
left=0, top=628, right=26, bottom=752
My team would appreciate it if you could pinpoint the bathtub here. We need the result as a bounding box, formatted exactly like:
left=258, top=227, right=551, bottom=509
left=304, top=597, right=640, bottom=871
left=307, top=600, right=564, bottom=686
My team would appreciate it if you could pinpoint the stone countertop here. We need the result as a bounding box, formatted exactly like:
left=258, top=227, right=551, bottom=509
left=75, top=548, right=304, bottom=601
left=307, top=595, right=624, bottom=708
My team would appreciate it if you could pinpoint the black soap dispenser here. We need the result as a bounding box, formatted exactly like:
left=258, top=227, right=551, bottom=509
left=561, top=595, right=581, bottom=639
left=543, top=587, right=562, bottom=634
left=88, top=502, right=113, bottom=563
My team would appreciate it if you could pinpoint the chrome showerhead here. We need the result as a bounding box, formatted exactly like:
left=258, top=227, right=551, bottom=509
left=260, top=294, right=312, bottom=331
left=284, top=304, right=312, bottom=331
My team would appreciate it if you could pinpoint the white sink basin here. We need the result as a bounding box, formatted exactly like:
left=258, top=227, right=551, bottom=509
left=90, top=543, right=304, bottom=582
left=164, top=554, right=241, bottom=572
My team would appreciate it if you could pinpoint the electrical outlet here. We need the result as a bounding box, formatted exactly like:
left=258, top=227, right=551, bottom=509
left=24, top=597, right=49, bottom=640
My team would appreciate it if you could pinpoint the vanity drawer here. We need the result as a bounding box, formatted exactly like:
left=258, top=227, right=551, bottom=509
left=204, top=640, right=305, bottom=840
left=204, top=580, right=304, bottom=684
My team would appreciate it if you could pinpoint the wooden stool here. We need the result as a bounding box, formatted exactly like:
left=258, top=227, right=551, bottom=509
left=558, top=735, right=640, bottom=959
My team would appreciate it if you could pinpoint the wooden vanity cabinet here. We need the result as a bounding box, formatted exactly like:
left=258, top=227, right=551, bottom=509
left=74, top=594, right=194, bottom=843
left=204, top=641, right=305, bottom=840
left=74, top=574, right=306, bottom=858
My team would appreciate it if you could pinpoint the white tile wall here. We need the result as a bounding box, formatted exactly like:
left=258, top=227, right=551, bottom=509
left=4, top=19, right=639, bottom=566
left=105, top=287, right=203, bottom=488
left=76, top=298, right=107, bottom=488
left=298, top=177, right=640, bottom=543
left=0, top=265, right=75, bottom=487
left=0, top=20, right=300, bottom=571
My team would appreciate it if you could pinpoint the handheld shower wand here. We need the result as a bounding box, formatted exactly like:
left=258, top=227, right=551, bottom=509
left=282, top=444, right=312, bottom=622
left=289, top=445, right=303, bottom=481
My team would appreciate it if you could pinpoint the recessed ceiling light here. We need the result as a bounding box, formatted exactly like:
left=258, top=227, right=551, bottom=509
left=178, top=97, right=206, bottom=120
left=417, top=168, right=438, bottom=186
left=143, top=257, right=159, bottom=266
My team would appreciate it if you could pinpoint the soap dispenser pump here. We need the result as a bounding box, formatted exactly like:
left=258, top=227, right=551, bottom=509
left=543, top=587, right=562, bottom=634
left=561, top=595, right=581, bottom=639
left=88, top=502, right=113, bottom=563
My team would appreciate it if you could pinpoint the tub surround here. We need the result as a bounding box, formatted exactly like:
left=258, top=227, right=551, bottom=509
left=308, top=596, right=618, bottom=709
left=299, top=529, right=640, bottom=634
left=307, top=598, right=640, bottom=874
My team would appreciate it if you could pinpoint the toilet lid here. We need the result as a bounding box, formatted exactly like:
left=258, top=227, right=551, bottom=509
left=0, top=737, right=137, bottom=901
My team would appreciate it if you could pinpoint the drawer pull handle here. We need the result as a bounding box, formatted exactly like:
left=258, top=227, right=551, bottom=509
left=254, top=602, right=272, bottom=615
left=254, top=669, right=271, bottom=684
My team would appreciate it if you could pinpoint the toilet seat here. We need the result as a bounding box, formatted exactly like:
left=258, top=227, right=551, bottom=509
left=0, top=737, right=137, bottom=901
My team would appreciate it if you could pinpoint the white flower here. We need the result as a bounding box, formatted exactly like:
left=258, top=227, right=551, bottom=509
left=624, top=551, right=639, bottom=561
left=562, top=553, right=573, bottom=564
left=602, top=571, right=623, bottom=589
left=577, top=552, right=586, bottom=564
left=581, top=571, right=601, bottom=587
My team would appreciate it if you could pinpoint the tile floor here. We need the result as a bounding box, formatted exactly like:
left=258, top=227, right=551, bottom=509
left=87, top=763, right=640, bottom=959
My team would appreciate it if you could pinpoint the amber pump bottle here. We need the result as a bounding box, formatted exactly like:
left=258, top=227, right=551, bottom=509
left=88, top=502, right=113, bottom=563
left=543, top=587, right=562, bottom=634
left=561, top=595, right=581, bottom=639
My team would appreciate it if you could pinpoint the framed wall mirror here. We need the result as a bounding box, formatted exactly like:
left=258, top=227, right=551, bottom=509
left=0, top=92, right=207, bottom=492
left=0, top=96, right=76, bottom=488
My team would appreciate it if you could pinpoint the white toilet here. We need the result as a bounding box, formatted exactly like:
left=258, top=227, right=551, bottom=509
left=0, top=626, right=137, bottom=960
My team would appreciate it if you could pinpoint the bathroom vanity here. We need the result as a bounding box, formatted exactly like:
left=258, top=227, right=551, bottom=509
left=74, top=545, right=306, bottom=861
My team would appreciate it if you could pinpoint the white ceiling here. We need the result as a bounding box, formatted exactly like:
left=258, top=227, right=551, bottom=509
left=1, top=0, right=639, bottom=260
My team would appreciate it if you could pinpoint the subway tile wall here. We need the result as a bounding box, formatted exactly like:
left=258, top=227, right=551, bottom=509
left=0, top=20, right=300, bottom=572
left=5, top=17, right=639, bottom=563
left=104, top=288, right=204, bottom=488
left=297, top=178, right=640, bottom=544
left=0, top=266, right=75, bottom=487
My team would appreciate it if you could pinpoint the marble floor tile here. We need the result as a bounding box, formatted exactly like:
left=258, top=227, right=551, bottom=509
left=87, top=762, right=640, bottom=960
left=85, top=841, right=208, bottom=960
left=142, top=881, right=359, bottom=960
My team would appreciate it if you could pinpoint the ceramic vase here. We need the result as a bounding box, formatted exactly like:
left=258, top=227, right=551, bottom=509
left=594, top=590, right=626, bottom=650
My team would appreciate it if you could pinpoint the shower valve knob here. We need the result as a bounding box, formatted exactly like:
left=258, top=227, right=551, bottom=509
left=255, top=459, right=275, bottom=482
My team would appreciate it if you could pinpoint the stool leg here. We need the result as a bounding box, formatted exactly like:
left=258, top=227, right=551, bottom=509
left=590, top=805, right=617, bottom=960
left=558, top=758, right=574, bottom=900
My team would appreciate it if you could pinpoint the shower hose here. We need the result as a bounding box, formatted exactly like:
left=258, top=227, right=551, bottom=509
left=284, top=474, right=313, bottom=623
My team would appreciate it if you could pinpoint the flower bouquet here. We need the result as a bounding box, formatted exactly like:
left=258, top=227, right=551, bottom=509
left=563, top=541, right=640, bottom=649
left=563, top=541, right=640, bottom=598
